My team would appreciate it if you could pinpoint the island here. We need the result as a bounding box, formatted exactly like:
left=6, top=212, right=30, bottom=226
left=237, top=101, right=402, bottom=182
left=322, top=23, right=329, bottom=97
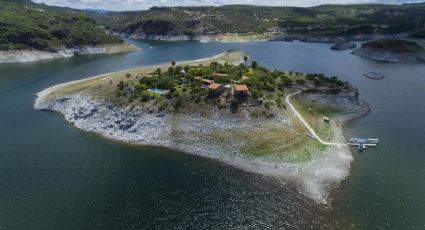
left=34, top=50, right=369, bottom=203
left=0, top=0, right=139, bottom=64
left=352, top=39, right=425, bottom=63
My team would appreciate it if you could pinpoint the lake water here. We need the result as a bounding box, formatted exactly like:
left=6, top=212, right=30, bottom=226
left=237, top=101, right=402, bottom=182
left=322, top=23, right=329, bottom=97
left=1, top=40, right=424, bottom=229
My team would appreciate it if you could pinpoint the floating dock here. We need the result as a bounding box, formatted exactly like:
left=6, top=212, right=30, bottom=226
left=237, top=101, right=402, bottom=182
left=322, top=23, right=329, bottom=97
left=364, top=72, right=385, bottom=80
left=347, top=137, right=380, bottom=151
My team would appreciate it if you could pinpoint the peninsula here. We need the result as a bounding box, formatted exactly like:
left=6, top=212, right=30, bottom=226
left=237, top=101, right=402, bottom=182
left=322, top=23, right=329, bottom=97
left=34, top=50, right=369, bottom=202
left=0, top=0, right=139, bottom=64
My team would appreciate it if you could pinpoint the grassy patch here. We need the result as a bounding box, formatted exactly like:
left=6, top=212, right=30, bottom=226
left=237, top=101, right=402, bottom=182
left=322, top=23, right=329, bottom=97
left=290, top=96, right=340, bottom=139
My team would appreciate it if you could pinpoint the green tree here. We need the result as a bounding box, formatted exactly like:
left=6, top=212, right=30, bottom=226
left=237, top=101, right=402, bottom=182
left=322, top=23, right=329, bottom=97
left=251, top=61, right=258, bottom=70
left=184, top=65, right=190, bottom=73
left=140, top=92, right=151, bottom=102
left=174, top=65, right=183, bottom=76
left=296, top=79, right=306, bottom=85
left=243, top=56, right=249, bottom=66
left=168, top=66, right=174, bottom=76
left=156, top=68, right=162, bottom=76
left=117, top=81, right=125, bottom=91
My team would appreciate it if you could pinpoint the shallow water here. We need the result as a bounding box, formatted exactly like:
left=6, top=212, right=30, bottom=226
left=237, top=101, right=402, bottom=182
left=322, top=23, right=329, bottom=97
left=1, top=39, right=424, bottom=229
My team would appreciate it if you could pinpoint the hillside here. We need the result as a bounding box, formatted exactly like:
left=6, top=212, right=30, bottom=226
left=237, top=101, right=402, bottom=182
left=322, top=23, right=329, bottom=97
left=91, top=6, right=303, bottom=37
left=0, top=0, right=123, bottom=51
left=86, top=4, right=425, bottom=40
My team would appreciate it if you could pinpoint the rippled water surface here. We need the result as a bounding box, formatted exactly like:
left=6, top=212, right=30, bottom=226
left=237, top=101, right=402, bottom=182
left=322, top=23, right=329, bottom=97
left=1, top=40, right=424, bottom=229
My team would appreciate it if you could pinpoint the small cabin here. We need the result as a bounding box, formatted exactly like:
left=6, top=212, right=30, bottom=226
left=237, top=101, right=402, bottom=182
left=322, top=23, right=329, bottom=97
left=208, top=83, right=225, bottom=96
left=234, top=84, right=249, bottom=97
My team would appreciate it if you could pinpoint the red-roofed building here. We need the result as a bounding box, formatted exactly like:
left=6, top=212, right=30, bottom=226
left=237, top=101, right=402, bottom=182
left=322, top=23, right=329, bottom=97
left=208, top=83, right=225, bottom=96
left=234, top=84, right=249, bottom=97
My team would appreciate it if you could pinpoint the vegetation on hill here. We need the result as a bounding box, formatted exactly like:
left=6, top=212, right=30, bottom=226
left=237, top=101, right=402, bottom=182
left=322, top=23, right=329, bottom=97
left=410, top=29, right=425, bottom=38
left=114, top=58, right=351, bottom=114
left=0, top=0, right=122, bottom=51
left=361, top=39, right=424, bottom=53
left=87, top=4, right=425, bottom=38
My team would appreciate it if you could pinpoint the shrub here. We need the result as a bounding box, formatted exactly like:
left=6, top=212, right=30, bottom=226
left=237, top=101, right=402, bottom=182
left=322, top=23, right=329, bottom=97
left=117, top=81, right=125, bottom=91
left=264, top=101, right=274, bottom=110
left=173, top=96, right=184, bottom=109
left=296, top=79, right=306, bottom=85
left=140, top=92, right=151, bottom=102
left=230, top=98, right=239, bottom=113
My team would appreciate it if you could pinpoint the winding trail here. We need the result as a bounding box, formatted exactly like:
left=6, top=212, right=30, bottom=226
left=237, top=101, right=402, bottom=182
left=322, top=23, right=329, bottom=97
left=285, top=91, right=348, bottom=148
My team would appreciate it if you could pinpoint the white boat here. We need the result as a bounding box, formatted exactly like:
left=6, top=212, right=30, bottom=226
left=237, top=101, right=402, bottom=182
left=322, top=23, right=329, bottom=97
left=368, top=138, right=379, bottom=144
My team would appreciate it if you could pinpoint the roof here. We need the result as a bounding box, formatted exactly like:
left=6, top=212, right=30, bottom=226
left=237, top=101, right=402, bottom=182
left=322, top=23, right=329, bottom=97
left=214, top=73, right=229, bottom=77
left=208, top=83, right=223, bottom=90
left=234, top=84, right=249, bottom=91
left=203, top=79, right=214, bottom=85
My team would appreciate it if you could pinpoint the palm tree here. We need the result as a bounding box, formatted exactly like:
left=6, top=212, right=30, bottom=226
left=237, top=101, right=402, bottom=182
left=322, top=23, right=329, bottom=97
left=170, top=60, right=177, bottom=77
left=156, top=68, right=161, bottom=77
left=243, top=56, right=248, bottom=66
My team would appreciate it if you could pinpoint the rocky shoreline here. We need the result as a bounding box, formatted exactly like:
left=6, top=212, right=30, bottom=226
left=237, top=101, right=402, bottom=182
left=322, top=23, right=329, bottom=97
left=0, top=43, right=139, bottom=64
left=34, top=82, right=368, bottom=203
left=110, top=31, right=276, bottom=43
left=270, top=33, right=409, bottom=43
left=352, top=47, right=425, bottom=63
left=114, top=31, right=411, bottom=44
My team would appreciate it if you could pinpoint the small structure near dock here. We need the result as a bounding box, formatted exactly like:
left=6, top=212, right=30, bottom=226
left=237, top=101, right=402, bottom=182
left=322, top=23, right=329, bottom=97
left=323, top=117, right=330, bottom=123
left=347, top=137, right=379, bottom=151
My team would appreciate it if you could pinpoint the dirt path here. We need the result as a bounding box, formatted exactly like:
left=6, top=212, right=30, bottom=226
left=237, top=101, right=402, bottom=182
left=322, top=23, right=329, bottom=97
left=285, top=91, right=348, bottom=147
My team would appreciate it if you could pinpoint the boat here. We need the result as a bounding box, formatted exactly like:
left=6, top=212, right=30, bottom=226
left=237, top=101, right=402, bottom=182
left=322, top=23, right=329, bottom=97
left=368, top=138, right=380, bottom=144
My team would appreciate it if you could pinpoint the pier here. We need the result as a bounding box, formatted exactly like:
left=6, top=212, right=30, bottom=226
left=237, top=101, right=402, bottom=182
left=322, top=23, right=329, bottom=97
left=347, top=138, right=380, bottom=151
